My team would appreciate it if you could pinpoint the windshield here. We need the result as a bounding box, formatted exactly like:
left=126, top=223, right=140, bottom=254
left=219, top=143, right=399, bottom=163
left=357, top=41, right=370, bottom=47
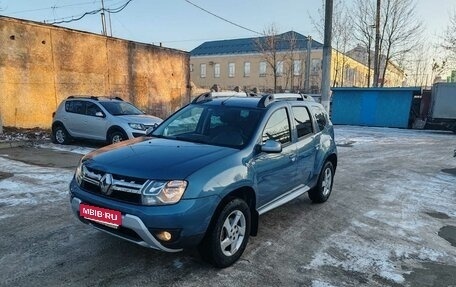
left=100, top=101, right=144, bottom=116
left=152, top=104, right=263, bottom=148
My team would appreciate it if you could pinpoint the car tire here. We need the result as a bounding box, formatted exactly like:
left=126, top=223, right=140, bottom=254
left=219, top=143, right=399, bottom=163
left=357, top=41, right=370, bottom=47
left=108, top=130, right=127, bottom=144
left=52, top=125, right=71, bottom=145
left=198, top=198, right=251, bottom=268
left=308, top=161, right=334, bottom=203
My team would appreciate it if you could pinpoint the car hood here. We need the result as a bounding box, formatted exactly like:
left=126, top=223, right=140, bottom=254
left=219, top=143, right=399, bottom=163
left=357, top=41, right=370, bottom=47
left=82, top=137, right=238, bottom=180
left=115, top=114, right=162, bottom=125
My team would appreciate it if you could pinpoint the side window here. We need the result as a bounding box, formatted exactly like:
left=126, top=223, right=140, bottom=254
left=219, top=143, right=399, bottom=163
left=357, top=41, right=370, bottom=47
left=66, top=101, right=85, bottom=115
left=292, top=106, right=313, bottom=138
left=312, top=106, right=328, bottom=132
left=65, top=101, right=74, bottom=113
left=86, top=102, right=102, bottom=116
left=262, top=108, right=291, bottom=144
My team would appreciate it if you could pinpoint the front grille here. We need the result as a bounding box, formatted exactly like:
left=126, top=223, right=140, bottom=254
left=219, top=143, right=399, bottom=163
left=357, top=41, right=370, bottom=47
left=79, top=166, right=146, bottom=204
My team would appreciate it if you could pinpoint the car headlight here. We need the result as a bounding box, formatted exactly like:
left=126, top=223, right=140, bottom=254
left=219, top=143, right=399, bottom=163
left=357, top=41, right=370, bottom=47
left=141, top=180, right=187, bottom=205
left=75, top=162, right=83, bottom=185
left=129, top=123, right=146, bottom=130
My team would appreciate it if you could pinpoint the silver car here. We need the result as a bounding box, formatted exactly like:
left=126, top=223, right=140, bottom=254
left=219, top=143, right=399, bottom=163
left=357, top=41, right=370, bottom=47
left=52, top=96, right=162, bottom=144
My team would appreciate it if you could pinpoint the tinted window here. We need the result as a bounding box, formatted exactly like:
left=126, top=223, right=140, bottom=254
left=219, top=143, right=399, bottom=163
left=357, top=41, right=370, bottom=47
left=86, top=102, right=102, bottom=116
left=292, top=107, right=313, bottom=138
left=312, top=106, right=327, bottom=131
left=262, top=108, right=291, bottom=144
left=65, top=100, right=85, bottom=115
left=100, top=102, right=143, bottom=116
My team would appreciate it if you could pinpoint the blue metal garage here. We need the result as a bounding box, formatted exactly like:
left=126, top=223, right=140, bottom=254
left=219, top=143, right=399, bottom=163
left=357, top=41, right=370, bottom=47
left=331, top=87, right=422, bottom=128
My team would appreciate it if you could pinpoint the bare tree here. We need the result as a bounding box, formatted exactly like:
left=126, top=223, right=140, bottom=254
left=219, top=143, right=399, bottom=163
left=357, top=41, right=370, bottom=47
left=254, top=25, right=304, bottom=92
left=254, top=24, right=282, bottom=92
left=311, top=0, right=354, bottom=87
left=353, top=0, right=422, bottom=87
left=352, top=0, right=376, bottom=86
left=443, top=10, right=456, bottom=62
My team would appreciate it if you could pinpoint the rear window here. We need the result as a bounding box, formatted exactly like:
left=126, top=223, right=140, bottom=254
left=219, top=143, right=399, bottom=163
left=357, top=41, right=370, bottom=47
left=311, top=106, right=328, bottom=132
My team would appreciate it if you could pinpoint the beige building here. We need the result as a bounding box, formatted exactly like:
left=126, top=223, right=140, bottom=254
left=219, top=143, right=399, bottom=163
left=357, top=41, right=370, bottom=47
left=190, top=31, right=404, bottom=94
left=345, top=44, right=405, bottom=87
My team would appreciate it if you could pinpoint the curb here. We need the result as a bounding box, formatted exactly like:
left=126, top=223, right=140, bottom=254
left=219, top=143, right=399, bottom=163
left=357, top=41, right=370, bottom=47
left=0, top=141, right=29, bottom=149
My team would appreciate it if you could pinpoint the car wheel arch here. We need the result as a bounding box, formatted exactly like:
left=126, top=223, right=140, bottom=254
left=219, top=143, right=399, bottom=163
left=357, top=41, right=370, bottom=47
left=205, top=186, right=259, bottom=238
left=52, top=121, right=65, bottom=131
left=106, top=126, right=127, bottom=142
left=325, top=153, right=337, bottom=171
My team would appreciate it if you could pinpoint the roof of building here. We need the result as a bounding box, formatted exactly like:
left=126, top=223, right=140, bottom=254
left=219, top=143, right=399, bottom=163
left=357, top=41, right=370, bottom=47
left=190, top=31, right=323, bottom=56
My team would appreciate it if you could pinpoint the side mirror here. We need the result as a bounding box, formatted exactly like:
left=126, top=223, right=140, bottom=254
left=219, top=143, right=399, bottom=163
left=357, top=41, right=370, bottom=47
left=260, top=139, right=282, bottom=153
left=95, top=111, right=105, bottom=117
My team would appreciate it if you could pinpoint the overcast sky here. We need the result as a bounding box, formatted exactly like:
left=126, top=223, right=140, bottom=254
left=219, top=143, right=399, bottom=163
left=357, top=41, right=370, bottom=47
left=1, top=0, right=455, bottom=52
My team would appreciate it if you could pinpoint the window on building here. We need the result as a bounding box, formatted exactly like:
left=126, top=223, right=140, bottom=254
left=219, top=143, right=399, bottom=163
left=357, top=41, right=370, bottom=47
left=259, top=61, right=267, bottom=77
left=244, top=62, right=251, bottom=77
left=214, top=63, right=220, bottom=78
left=276, top=61, right=283, bottom=76
left=200, top=64, right=206, bottom=78
left=293, top=60, right=302, bottom=76
left=311, top=58, right=320, bottom=75
left=228, top=63, right=235, bottom=78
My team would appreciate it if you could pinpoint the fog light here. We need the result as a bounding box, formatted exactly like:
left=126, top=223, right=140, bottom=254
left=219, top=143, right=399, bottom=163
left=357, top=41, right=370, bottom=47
left=156, top=231, right=172, bottom=242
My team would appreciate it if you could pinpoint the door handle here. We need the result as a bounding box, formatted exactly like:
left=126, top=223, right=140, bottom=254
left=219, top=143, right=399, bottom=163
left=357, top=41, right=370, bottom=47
left=289, top=155, right=297, bottom=162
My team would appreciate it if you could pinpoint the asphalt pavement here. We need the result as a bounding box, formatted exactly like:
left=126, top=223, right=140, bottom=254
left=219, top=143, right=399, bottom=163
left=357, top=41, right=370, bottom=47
left=0, top=126, right=455, bottom=287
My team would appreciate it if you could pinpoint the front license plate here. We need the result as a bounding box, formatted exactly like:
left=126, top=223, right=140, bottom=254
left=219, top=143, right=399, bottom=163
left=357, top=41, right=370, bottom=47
left=79, top=203, right=122, bottom=228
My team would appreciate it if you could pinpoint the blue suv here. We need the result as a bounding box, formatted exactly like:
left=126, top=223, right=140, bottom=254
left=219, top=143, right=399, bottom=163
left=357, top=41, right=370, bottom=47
left=69, top=92, right=337, bottom=267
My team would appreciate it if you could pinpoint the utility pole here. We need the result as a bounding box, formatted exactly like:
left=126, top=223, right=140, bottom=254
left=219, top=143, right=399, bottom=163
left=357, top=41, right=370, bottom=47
left=305, top=35, right=312, bottom=93
left=100, top=0, right=107, bottom=36
left=320, top=0, right=333, bottom=113
left=373, top=0, right=381, bottom=87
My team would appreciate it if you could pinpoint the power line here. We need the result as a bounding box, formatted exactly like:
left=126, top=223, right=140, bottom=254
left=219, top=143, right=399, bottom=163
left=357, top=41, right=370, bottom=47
left=7, top=0, right=116, bottom=15
left=183, top=0, right=263, bottom=36
left=44, top=0, right=133, bottom=25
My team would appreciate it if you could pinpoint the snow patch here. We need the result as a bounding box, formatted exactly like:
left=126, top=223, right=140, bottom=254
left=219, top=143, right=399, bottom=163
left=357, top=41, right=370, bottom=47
left=36, top=143, right=95, bottom=155
left=0, top=157, right=73, bottom=217
left=312, top=280, right=338, bottom=287
left=307, top=126, right=456, bottom=284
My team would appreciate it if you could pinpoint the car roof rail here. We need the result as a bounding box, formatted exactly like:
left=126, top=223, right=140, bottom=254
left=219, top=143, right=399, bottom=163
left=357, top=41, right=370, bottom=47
left=192, top=91, right=258, bottom=104
left=113, top=96, right=123, bottom=101
left=90, top=96, right=99, bottom=101
left=272, top=93, right=315, bottom=102
left=258, top=94, right=275, bottom=108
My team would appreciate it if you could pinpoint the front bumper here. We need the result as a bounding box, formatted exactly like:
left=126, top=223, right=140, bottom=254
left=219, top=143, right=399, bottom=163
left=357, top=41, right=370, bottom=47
left=70, top=179, right=219, bottom=251
left=71, top=197, right=180, bottom=252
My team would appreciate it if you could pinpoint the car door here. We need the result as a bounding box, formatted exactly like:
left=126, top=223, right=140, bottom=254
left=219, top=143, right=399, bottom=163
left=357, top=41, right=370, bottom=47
left=64, top=100, right=87, bottom=137
left=83, top=102, right=107, bottom=140
left=291, top=106, right=317, bottom=185
left=253, top=107, right=299, bottom=207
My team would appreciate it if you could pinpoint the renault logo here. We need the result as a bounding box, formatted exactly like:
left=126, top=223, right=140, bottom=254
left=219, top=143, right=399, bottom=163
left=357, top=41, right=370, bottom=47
left=100, top=173, right=113, bottom=195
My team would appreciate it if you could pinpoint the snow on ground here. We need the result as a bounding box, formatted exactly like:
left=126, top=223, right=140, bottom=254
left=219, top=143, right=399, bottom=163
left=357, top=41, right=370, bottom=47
left=0, top=157, right=73, bottom=217
left=35, top=143, right=95, bottom=155
left=0, top=125, right=455, bottom=283
left=305, top=125, right=456, bottom=284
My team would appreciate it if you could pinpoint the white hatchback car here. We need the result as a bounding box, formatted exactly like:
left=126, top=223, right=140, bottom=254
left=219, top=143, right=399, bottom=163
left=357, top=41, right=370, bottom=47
left=52, top=96, right=162, bottom=145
